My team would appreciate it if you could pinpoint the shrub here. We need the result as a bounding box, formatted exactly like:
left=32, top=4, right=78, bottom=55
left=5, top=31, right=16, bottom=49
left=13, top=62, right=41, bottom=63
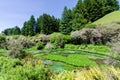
left=50, top=32, right=71, bottom=48
left=51, top=67, right=120, bottom=80
left=96, top=23, right=120, bottom=44
left=71, top=28, right=102, bottom=44
left=106, top=34, right=120, bottom=67
left=50, top=33, right=65, bottom=48
left=45, top=42, right=54, bottom=50
left=0, top=57, right=50, bottom=80
left=31, top=34, right=50, bottom=43
left=0, top=35, right=6, bottom=49
left=37, top=42, right=46, bottom=50
left=6, top=38, right=26, bottom=58
left=62, top=35, right=72, bottom=43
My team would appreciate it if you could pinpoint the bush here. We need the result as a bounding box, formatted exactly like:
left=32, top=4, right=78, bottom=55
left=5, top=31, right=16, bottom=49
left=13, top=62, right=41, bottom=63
left=31, top=34, right=50, bottom=43
left=37, top=42, right=46, bottom=50
left=96, top=23, right=120, bottom=44
left=0, top=35, right=6, bottom=49
left=50, top=33, right=65, bottom=48
left=106, top=34, right=120, bottom=67
left=62, top=35, right=72, bottom=43
left=0, top=57, right=50, bottom=80
left=71, top=28, right=102, bottom=44
left=6, top=37, right=26, bottom=58
left=45, top=42, right=54, bottom=50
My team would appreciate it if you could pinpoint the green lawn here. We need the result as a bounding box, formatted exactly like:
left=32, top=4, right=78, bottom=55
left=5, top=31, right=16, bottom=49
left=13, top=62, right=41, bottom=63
left=44, top=54, right=97, bottom=67
left=29, top=44, right=111, bottom=70
left=64, top=44, right=110, bottom=54
left=93, top=11, right=120, bottom=25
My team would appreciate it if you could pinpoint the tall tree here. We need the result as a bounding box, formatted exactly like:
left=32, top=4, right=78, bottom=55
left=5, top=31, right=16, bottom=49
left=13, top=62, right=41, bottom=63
left=21, top=15, right=36, bottom=36
left=13, top=26, right=21, bottom=35
left=104, top=0, right=119, bottom=14
left=37, top=14, right=59, bottom=34
left=71, top=0, right=119, bottom=31
left=71, top=0, right=87, bottom=31
left=60, top=6, right=73, bottom=34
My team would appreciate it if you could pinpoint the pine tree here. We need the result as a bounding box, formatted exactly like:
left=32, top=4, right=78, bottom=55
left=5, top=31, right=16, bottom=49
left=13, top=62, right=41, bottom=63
left=13, top=26, right=21, bottom=35
left=60, top=6, right=73, bottom=34
left=21, top=15, right=36, bottom=36
left=37, top=14, right=59, bottom=34
left=71, top=0, right=87, bottom=31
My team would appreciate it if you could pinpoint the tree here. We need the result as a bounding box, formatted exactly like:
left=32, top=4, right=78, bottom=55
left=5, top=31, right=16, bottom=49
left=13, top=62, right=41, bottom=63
left=59, top=6, right=73, bottom=34
left=2, top=26, right=21, bottom=35
left=71, top=0, right=88, bottom=31
left=37, top=14, right=59, bottom=34
left=13, top=26, right=21, bottom=35
left=71, top=0, right=119, bottom=31
left=21, top=15, right=36, bottom=36
left=103, top=0, right=119, bottom=15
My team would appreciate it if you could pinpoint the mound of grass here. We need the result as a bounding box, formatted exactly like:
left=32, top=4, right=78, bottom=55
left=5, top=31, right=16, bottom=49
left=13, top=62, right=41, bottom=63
left=44, top=54, right=97, bottom=67
left=93, top=11, right=120, bottom=25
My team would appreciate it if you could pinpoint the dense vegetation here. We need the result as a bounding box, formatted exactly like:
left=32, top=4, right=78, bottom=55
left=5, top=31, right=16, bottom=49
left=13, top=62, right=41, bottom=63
left=0, top=0, right=120, bottom=80
left=2, top=0, right=119, bottom=35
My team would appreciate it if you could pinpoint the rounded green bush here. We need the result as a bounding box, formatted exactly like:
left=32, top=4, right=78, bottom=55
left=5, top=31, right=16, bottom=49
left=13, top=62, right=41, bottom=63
left=37, top=42, right=46, bottom=50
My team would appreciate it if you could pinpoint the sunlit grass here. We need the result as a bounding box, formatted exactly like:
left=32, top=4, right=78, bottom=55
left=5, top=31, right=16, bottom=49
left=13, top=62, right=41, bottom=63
left=93, top=11, right=120, bottom=25
left=44, top=54, right=97, bottom=67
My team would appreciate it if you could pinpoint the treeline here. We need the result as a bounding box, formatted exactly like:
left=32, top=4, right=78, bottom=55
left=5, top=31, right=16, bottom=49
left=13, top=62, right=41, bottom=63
left=2, top=0, right=119, bottom=36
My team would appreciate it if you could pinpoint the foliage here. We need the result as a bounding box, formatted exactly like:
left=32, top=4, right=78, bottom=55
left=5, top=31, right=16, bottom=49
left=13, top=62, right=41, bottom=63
left=96, top=23, right=120, bottom=44
left=21, top=15, right=36, bottom=36
left=71, top=28, right=102, bottom=44
left=60, top=6, right=73, bottom=34
left=37, top=14, right=59, bottom=34
left=32, top=34, right=50, bottom=43
left=2, top=26, right=21, bottom=35
left=70, top=0, right=119, bottom=30
left=50, top=33, right=71, bottom=48
left=37, top=42, right=46, bottom=50
left=6, top=36, right=35, bottom=58
left=0, top=35, right=6, bottom=49
left=51, top=66, right=120, bottom=80
left=64, top=44, right=110, bottom=54
left=71, top=23, right=120, bottom=45
left=44, top=54, right=97, bottom=67
left=7, top=37, right=25, bottom=58
left=106, top=33, right=120, bottom=67
left=71, top=0, right=88, bottom=31
left=0, top=56, right=50, bottom=80
left=50, top=33, right=64, bottom=48
left=45, top=42, right=54, bottom=50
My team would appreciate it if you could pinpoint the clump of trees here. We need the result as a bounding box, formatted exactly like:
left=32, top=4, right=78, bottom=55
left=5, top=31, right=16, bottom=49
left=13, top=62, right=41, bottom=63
left=2, top=26, right=21, bottom=35
left=2, top=0, right=119, bottom=36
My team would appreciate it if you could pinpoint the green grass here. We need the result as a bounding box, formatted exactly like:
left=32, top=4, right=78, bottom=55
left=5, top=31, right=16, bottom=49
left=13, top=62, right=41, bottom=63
left=0, top=49, right=9, bottom=55
left=64, top=44, right=110, bottom=54
left=93, top=11, right=120, bottom=25
left=44, top=54, right=97, bottom=67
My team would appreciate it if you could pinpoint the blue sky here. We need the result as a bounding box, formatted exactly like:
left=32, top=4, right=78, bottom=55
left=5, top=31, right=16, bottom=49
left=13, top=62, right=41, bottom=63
left=0, top=0, right=120, bottom=32
left=0, top=0, right=78, bottom=32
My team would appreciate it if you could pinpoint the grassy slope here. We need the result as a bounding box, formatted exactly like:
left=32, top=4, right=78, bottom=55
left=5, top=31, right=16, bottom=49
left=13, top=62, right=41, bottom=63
left=93, top=11, right=120, bottom=25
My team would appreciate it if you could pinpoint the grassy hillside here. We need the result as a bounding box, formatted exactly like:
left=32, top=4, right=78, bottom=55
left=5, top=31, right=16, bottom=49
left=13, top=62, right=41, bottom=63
left=93, top=11, right=120, bottom=25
